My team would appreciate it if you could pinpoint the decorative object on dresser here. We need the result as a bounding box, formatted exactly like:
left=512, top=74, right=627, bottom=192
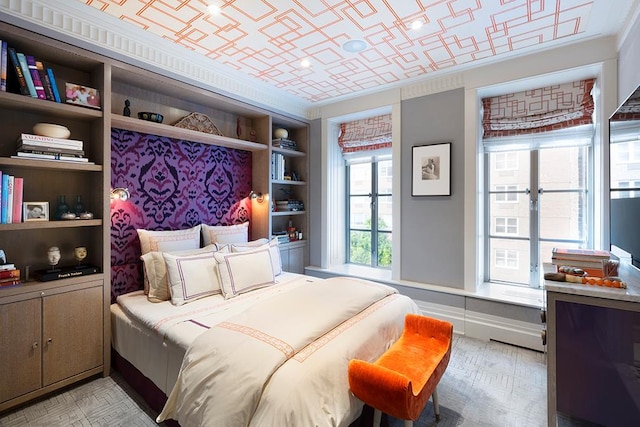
left=123, top=99, right=131, bottom=116
left=551, top=247, right=611, bottom=277
left=173, top=112, right=223, bottom=135
left=54, top=195, right=70, bottom=220
left=32, top=123, right=70, bottom=139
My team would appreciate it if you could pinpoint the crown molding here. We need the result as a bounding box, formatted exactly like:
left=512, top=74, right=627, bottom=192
left=401, top=73, right=465, bottom=100
left=0, top=0, right=310, bottom=119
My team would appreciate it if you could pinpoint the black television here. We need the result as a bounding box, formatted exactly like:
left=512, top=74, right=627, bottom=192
left=609, top=86, right=640, bottom=269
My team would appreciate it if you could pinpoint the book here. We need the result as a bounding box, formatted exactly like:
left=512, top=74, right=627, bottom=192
left=46, top=67, right=61, bottom=102
left=33, top=264, right=99, bottom=282
left=7, top=47, right=29, bottom=96
left=0, top=268, right=19, bottom=279
left=18, top=144, right=84, bottom=156
left=16, top=52, right=37, bottom=98
left=0, top=40, right=7, bottom=92
left=551, top=247, right=610, bottom=261
left=0, top=263, right=16, bottom=271
left=12, top=177, right=23, bottom=223
left=0, top=278, right=21, bottom=287
left=36, top=60, right=54, bottom=101
left=551, top=258, right=606, bottom=269
left=26, top=55, right=46, bottom=99
left=12, top=152, right=90, bottom=163
left=18, top=133, right=83, bottom=150
left=6, top=175, right=13, bottom=223
left=1, top=173, right=8, bottom=224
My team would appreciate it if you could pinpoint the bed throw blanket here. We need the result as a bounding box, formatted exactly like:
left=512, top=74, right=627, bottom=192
left=157, top=277, right=397, bottom=426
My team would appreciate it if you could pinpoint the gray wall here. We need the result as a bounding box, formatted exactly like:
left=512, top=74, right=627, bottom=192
left=308, top=118, right=322, bottom=266
left=400, top=88, right=465, bottom=288
left=618, top=13, right=640, bottom=105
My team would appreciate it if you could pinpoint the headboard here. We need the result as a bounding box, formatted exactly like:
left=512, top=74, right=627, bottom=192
left=110, top=128, right=252, bottom=302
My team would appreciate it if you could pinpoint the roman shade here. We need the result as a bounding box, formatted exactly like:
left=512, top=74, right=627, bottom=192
left=339, top=114, right=392, bottom=154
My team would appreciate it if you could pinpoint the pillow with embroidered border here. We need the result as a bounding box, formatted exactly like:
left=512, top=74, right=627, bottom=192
left=214, top=247, right=275, bottom=299
left=137, top=225, right=202, bottom=294
left=231, top=237, right=282, bottom=276
left=201, top=222, right=249, bottom=246
left=163, top=250, right=222, bottom=306
left=141, top=244, right=224, bottom=303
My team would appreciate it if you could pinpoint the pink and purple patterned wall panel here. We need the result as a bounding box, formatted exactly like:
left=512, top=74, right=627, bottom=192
left=110, top=128, right=252, bottom=301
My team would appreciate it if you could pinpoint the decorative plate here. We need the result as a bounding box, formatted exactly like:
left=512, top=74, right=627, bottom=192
left=173, top=112, right=224, bottom=136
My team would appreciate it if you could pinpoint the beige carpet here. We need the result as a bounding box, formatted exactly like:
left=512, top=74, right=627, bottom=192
left=0, top=334, right=587, bottom=426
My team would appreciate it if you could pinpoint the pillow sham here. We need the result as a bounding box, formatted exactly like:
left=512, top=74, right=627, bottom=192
left=201, top=222, right=249, bottom=246
left=231, top=237, right=282, bottom=276
left=163, top=251, right=222, bottom=306
left=141, top=244, right=220, bottom=303
left=137, top=225, right=202, bottom=294
left=214, top=248, right=275, bottom=299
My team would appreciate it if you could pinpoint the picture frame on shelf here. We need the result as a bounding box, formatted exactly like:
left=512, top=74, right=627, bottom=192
left=23, top=201, right=49, bottom=221
left=411, top=142, right=451, bottom=196
left=64, top=82, right=101, bottom=109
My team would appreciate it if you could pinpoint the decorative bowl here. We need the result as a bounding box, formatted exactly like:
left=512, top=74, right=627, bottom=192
left=138, top=112, right=164, bottom=123
left=60, top=212, right=77, bottom=220
left=78, top=212, right=94, bottom=219
left=32, top=123, right=71, bottom=139
left=274, top=128, right=288, bottom=139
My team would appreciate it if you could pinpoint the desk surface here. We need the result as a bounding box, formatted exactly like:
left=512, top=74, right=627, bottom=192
left=544, top=261, right=640, bottom=303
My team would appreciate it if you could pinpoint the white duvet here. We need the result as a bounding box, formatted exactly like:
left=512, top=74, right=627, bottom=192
left=154, top=276, right=419, bottom=427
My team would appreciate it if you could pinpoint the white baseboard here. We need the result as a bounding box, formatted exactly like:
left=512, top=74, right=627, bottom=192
left=416, top=300, right=545, bottom=352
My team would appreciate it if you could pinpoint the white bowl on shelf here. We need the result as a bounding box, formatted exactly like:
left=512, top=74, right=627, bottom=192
left=32, top=123, right=71, bottom=139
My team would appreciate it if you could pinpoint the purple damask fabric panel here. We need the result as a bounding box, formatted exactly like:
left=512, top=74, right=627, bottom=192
left=110, top=128, right=252, bottom=302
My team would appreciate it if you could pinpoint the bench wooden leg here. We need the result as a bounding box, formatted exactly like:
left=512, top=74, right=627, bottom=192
left=373, top=408, right=381, bottom=427
left=433, top=387, right=440, bottom=421
left=403, top=420, right=413, bottom=427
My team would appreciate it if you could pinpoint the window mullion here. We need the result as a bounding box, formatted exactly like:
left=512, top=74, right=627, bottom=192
left=371, top=161, right=379, bottom=267
left=530, top=150, right=540, bottom=286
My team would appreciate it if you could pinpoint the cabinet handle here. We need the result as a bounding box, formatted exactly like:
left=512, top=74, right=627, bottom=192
left=541, top=329, right=547, bottom=346
left=32, top=342, right=38, bottom=349
left=46, top=338, right=53, bottom=345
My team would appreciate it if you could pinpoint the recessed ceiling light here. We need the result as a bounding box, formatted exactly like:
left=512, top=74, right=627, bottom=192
left=207, top=4, right=221, bottom=15
left=342, top=39, right=367, bottom=53
left=410, top=20, right=423, bottom=30
left=300, top=59, right=311, bottom=68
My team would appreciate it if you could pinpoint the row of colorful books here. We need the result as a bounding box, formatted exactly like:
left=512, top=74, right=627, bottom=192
left=0, top=265, right=20, bottom=287
left=0, top=171, right=23, bottom=224
left=0, top=39, right=62, bottom=102
left=13, top=133, right=91, bottom=163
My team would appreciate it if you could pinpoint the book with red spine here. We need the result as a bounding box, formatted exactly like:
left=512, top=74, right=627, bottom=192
left=0, top=268, right=20, bottom=279
left=12, top=177, right=23, bottom=223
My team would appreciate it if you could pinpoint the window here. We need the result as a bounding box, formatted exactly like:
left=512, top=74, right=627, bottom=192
left=347, top=158, right=392, bottom=268
left=494, top=185, right=519, bottom=202
left=494, top=152, right=518, bottom=170
left=495, top=249, right=518, bottom=269
left=495, top=217, right=518, bottom=235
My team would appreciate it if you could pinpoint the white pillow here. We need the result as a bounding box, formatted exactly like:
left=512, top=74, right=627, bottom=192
left=140, top=244, right=220, bottom=303
left=214, top=248, right=275, bottom=299
left=231, top=237, right=282, bottom=276
left=137, top=225, right=202, bottom=293
left=163, top=251, right=222, bottom=306
left=201, top=222, right=249, bottom=246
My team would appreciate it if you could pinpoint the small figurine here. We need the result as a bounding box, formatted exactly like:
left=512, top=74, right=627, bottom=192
left=74, top=246, right=87, bottom=267
left=236, top=117, right=242, bottom=139
left=249, top=128, right=257, bottom=142
left=123, top=99, right=131, bottom=117
left=48, top=246, right=61, bottom=272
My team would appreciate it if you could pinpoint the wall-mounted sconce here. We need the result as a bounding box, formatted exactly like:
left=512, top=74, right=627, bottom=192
left=110, top=187, right=130, bottom=201
left=249, top=190, right=264, bottom=203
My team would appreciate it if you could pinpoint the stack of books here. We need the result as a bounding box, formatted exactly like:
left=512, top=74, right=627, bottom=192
left=1, top=40, right=62, bottom=101
left=272, top=231, right=290, bottom=245
left=272, top=138, right=297, bottom=150
left=0, top=171, right=24, bottom=223
left=0, top=264, right=20, bottom=287
left=551, top=248, right=611, bottom=277
left=14, top=133, right=91, bottom=163
left=285, top=200, right=304, bottom=211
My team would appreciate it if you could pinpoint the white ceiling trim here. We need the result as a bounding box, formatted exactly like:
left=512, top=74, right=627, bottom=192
left=0, top=0, right=310, bottom=118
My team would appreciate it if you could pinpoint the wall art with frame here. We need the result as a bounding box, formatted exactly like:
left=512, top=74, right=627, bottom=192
left=23, top=201, right=49, bottom=221
left=411, top=142, right=451, bottom=196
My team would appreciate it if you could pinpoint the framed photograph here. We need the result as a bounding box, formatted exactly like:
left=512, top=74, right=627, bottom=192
left=23, top=202, right=49, bottom=221
left=65, top=82, right=101, bottom=109
left=412, top=142, right=451, bottom=196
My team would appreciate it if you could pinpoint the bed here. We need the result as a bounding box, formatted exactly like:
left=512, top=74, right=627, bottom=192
left=111, top=269, right=418, bottom=426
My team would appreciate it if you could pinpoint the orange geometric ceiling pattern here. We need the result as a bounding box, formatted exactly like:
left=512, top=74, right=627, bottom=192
left=82, top=0, right=594, bottom=103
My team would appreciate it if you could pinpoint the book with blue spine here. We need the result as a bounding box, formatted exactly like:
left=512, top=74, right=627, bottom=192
left=16, top=52, right=37, bottom=98
left=1, top=173, right=9, bottom=224
left=46, top=67, right=61, bottom=102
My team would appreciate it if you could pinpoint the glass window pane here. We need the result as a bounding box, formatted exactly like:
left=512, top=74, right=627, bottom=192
left=350, top=163, right=371, bottom=195
left=350, top=230, right=371, bottom=265
left=489, top=238, right=530, bottom=285
left=378, top=232, right=392, bottom=267
left=377, top=160, right=392, bottom=194
left=539, top=191, right=586, bottom=241
left=489, top=194, right=529, bottom=238
left=350, top=196, right=370, bottom=229
left=378, top=195, right=392, bottom=231
left=539, top=146, right=588, bottom=191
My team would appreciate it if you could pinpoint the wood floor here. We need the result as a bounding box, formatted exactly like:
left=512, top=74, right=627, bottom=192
left=0, top=334, right=596, bottom=426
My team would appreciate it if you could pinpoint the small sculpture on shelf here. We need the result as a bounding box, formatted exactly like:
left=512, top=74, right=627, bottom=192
left=54, top=195, right=70, bottom=220
left=47, top=246, right=61, bottom=272
left=123, top=99, right=131, bottom=117
left=74, top=246, right=87, bottom=268
left=236, top=117, right=242, bottom=139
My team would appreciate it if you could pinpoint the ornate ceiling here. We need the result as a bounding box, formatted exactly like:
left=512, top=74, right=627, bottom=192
left=77, top=0, right=635, bottom=105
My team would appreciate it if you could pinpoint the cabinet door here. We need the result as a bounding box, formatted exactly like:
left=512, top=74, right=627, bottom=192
left=42, top=285, right=103, bottom=386
left=288, top=245, right=304, bottom=274
left=279, top=246, right=290, bottom=272
left=0, top=298, right=42, bottom=403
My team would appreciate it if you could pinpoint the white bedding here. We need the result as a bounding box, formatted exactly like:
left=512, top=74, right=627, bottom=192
left=111, top=273, right=419, bottom=426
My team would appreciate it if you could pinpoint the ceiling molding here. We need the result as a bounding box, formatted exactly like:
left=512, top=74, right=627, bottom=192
left=0, top=0, right=311, bottom=118
left=401, top=74, right=465, bottom=101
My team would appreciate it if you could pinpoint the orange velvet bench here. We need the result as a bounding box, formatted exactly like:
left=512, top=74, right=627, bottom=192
left=348, top=314, right=453, bottom=427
